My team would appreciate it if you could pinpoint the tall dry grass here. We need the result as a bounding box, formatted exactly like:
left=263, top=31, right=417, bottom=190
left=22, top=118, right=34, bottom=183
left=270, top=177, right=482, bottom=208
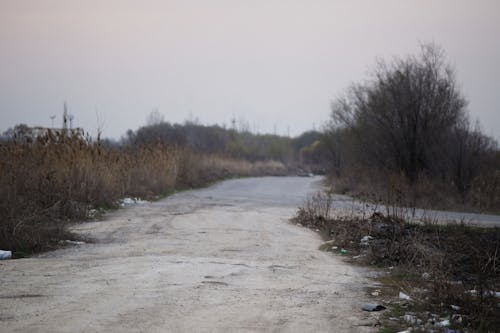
left=0, top=131, right=287, bottom=253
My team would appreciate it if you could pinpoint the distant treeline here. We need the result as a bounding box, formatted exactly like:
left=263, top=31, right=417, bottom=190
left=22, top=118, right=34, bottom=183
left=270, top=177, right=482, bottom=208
left=122, top=121, right=329, bottom=169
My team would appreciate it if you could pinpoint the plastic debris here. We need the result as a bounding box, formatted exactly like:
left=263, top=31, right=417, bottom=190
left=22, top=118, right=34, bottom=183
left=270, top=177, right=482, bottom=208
left=450, top=304, right=461, bottom=311
left=437, top=319, right=450, bottom=327
left=466, top=289, right=500, bottom=297
left=403, top=314, right=422, bottom=325
left=60, top=240, right=85, bottom=246
left=119, top=197, right=149, bottom=207
left=0, top=250, right=12, bottom=260
left=362, top=303, right=386, bottom=311
left=340, top=249, right=348, bottom=254
left=399, top=291, right=411, bottom=301
left=360, top=235, right=374, bottom=245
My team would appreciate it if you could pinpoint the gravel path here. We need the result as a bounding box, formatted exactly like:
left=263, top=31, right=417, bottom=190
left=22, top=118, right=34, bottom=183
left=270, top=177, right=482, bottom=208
left=0, top=177, right=377, bottom=333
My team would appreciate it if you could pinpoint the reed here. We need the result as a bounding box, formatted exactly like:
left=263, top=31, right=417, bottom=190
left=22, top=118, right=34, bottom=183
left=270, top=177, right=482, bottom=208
left=0, top=131, right=286, bottom=253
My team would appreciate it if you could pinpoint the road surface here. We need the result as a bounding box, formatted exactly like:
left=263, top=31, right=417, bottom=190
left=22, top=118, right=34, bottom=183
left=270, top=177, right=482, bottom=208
left=327, top=189, right=500, bottom=227
left=0, top=177, right=377, bottom=333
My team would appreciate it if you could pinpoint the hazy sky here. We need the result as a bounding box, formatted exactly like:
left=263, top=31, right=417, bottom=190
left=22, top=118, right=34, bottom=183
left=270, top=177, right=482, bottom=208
left=1, top=1, right=499, bottom=140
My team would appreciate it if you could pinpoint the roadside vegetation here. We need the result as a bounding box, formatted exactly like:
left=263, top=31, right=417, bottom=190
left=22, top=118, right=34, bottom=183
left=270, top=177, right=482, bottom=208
left=1, top=120, right=325, bottom=254
left=293, top=191, right=500, bottom=331
left=294, top=43, right=500, bottom=331
left=319, top=43, right=500, bottom=213
left=122, top=117, right=326, bottom=174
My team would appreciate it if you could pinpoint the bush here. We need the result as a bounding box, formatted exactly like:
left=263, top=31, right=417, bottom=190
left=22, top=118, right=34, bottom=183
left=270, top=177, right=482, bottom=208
left=325, top=43, right=499, bottom=212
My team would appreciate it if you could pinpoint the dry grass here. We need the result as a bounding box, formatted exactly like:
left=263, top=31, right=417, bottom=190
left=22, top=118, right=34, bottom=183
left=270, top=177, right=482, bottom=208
left=330, top=167, right=500, bottom=214
left=293, top=193, right=500, bottom=331
left=0, top=131, right=287, bottom=253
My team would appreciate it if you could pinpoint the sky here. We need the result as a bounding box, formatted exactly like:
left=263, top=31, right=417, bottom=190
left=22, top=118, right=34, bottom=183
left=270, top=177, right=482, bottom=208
left=1, top=0, right=499, bottom=140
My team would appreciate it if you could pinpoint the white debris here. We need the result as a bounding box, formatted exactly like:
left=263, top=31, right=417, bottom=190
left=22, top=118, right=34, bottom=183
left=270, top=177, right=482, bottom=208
left=466, top=289, right=500, bottom=297
left=60, top=240, right=85, bottom=246
left=87, top=209, right=98, bottom=218
left=450, top=304, right=461, bottom=311
left=362, top=303, right=386, bottom=311
left=0, top=250, right=12, bottom=260
left=360, top=235, right=374, bottom=245
left=403, top=314, right=418, bottom=324
left=421, top=272, right=431, bottom=280
left=436, top=319, right=450, bottom=327
left=399, top=291, right=412, bottom=301
left=120, top=197, right=149, bottom=207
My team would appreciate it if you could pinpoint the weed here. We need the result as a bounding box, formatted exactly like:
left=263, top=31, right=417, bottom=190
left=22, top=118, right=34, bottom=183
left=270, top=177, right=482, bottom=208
left=293, top=192, right=500, bottom=331
left=0, top=132, right=287, bottom=253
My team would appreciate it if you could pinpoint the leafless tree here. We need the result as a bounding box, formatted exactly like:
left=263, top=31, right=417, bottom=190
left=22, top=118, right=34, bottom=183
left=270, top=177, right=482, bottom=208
left=331, top=43, right=469, bottom=184
left=146, top=109, right=165, bottom=126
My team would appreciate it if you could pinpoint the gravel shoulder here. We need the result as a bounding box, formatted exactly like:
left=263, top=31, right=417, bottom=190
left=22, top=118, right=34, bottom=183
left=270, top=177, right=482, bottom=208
left=0, top=177, right=378, bottom=332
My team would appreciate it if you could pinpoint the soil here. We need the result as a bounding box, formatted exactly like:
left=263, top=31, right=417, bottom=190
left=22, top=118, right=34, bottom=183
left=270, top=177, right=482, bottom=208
left=0, top=177, right=379, bottom=332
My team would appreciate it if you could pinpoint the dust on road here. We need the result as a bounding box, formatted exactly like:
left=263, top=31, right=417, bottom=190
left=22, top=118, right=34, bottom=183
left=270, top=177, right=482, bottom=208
left=0, top=177, right=377, bottom=332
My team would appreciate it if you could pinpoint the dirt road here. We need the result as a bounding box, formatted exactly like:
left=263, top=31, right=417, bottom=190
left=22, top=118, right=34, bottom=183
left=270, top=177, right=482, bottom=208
left=0, top=177, right=377, bottom=333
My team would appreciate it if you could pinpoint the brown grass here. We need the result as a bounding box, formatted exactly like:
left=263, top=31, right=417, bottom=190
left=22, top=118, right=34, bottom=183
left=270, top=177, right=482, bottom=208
left=0, top=131, right=287, bottom=253
left=293, top=193, right=500, bottom=331
left=330, top=167, right=500, bottom=214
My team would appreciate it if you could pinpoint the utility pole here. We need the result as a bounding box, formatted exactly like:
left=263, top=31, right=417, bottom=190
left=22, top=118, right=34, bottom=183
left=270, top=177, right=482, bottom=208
left=63, top=101, right=68, bottom=130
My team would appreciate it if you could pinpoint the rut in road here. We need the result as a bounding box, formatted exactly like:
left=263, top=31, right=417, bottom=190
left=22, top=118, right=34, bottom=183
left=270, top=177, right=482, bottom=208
left=0, top=177, right=378, bottom=332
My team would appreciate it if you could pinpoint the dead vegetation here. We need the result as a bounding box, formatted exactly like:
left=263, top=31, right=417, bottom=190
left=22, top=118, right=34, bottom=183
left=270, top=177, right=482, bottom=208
left=323, top=44, right=500, bottom=214
left=0, top=131, right=286, bottom=254
left=293, top=191, right=500, bottom=331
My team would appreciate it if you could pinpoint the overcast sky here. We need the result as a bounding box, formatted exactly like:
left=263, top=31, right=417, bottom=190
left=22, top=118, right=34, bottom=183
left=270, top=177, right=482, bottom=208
left=1, top=0, right=499, bottom=140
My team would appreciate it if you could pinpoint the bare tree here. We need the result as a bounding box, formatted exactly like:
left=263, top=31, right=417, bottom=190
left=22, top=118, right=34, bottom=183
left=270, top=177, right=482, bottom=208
left=146, top=108, right=165, bottom=126
left=331, top=43, right=468, bottom=184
